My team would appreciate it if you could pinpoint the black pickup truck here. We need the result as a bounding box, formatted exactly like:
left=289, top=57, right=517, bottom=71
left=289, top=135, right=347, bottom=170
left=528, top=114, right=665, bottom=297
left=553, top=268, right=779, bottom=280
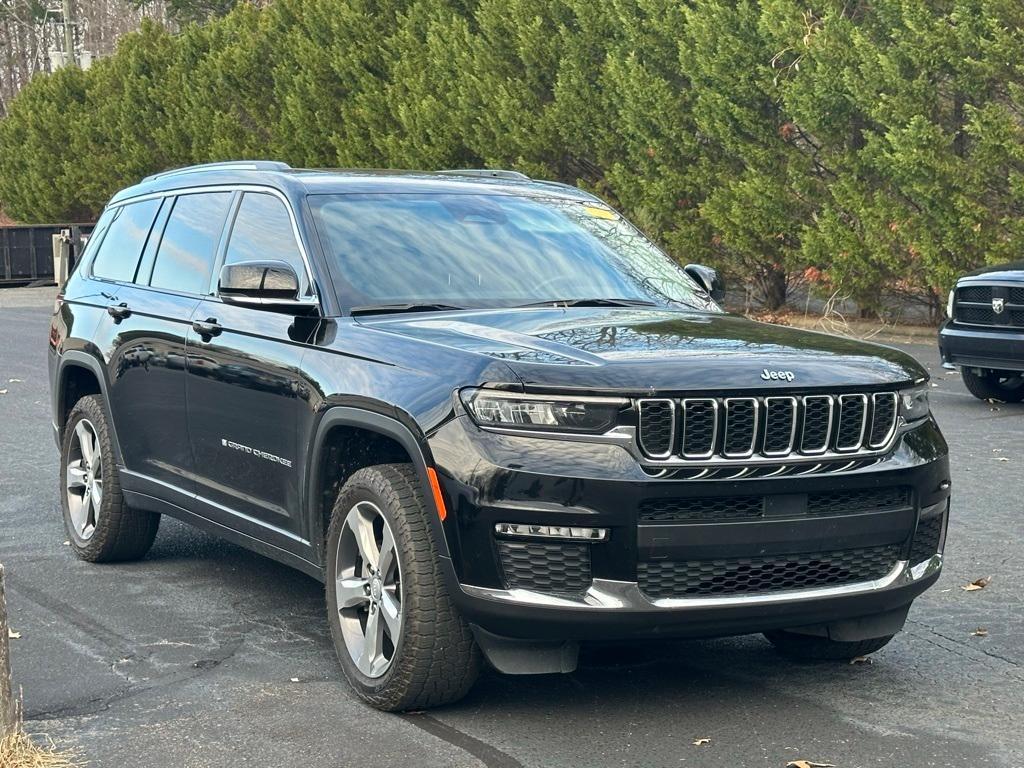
left=49, top=162, right=950, bottom=710
left=940, top=261, right=1024, bottom=402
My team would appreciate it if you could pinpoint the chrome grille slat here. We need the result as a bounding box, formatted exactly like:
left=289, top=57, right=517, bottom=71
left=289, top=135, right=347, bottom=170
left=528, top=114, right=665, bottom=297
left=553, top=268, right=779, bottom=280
left=763, top=396, right=797, bottom=456
left=637, top=399, right=676, bottom=459
left=637, top=392, right=899, bottom=464
left=723, top=398, right=759, bottom=458
left=835, top=394, right=868, bottom=452
left=680, top=398, right=718, bottom=458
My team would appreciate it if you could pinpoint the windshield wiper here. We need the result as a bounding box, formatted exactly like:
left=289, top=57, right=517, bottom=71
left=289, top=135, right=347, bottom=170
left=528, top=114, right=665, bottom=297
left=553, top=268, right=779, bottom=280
left=514, top=297, right=659, bottom=308
left=350, top=302, right=468, bottom=316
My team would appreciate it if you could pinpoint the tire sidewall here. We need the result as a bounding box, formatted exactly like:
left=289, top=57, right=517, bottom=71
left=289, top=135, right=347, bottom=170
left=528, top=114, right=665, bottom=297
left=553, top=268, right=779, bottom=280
left=60, top=397, right=115, bottom=557
left=325, top=477, right=412, bottom=699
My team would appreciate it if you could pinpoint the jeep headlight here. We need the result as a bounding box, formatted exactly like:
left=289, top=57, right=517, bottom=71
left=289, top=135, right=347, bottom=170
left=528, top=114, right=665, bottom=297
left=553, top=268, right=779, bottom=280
left=461, top=389, right=626, bottom=433
left=900, top=385, right=931, bottom=423
left=946, top=289, right=955, bottom=318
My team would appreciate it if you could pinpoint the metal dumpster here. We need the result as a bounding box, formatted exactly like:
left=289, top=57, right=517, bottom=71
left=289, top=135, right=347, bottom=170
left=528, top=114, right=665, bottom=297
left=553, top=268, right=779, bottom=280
left=0, top=224, right=95, bottom=286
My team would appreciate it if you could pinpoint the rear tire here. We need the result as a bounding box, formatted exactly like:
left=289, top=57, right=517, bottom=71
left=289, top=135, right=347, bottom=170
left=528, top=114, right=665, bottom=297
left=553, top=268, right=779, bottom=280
left=764, top=630, right=894, bottom=661
left=325, top=463, right=480, bottom=711
left=60, top=395, right=160, bottom=562
left=961, top=368, right=1024, bottom=402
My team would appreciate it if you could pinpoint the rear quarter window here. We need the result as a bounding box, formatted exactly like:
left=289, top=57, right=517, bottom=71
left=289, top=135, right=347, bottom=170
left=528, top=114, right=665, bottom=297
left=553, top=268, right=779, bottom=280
left=89, top=199, right=162, bottom=283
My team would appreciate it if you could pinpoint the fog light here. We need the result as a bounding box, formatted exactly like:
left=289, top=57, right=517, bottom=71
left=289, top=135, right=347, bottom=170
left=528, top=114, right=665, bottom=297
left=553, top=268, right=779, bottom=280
left=494, top=523, right=608, bottom=541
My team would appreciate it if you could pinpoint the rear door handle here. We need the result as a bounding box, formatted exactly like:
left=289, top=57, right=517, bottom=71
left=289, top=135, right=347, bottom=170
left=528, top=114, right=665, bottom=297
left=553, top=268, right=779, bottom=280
left=192, top=318, right=223, bottom=339
left=106, top=303, right=131, bottom=321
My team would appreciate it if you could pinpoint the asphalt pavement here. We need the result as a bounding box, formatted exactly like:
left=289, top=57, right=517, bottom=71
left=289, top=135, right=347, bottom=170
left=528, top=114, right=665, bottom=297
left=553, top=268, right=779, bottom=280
left=1, top=287, right=1022, bottom=768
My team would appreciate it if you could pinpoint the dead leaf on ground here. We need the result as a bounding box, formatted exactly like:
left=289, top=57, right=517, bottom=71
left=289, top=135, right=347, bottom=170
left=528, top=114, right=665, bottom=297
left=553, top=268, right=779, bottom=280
left=0, top=389, right=7, bottom=395
left=289, top=677, right=299, bottom=682
left=972, top=627, right=988, bottom=637
left=994, top=457, right=1010, bottom=462
left=849, top=655, right=872, bottom=665
left=692, top=738, right=711, bottom=746
left=8, top=378, right=21, bottom=383
left=8, top=628, right=21, bottom=639
left=962, top=576, right=992, bottom=591
left=787, top=761, right=836, bottom=768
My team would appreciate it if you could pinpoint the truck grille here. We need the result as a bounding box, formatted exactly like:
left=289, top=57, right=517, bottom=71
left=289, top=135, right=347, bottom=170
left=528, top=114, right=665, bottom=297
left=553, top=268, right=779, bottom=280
left=636, top=392, right=899, bottom=462
left=953, top=284, right=1024, bottom=328
left=637, top=545, right=900, bottom=598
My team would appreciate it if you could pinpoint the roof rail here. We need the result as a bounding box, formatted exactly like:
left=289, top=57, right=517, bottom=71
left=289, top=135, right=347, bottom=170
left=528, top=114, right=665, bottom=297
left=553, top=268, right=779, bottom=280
left=436, top=168, right=531, bottom=181
left=142, top=160, right=292, bottom=183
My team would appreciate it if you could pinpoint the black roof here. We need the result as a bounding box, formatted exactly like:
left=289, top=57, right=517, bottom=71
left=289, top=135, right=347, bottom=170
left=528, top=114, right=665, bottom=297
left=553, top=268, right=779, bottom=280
left=109, top=161, right=601, bottom=206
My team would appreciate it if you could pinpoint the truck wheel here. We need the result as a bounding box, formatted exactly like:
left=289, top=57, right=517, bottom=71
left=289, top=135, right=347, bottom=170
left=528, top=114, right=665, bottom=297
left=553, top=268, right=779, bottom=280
left=764, top=630, right=894, bottom=661
left=60, top=395, right=160, bottom=562
left=325, top=464, right=480, bottom=711
left=961, top=368, right=1024, bottom=402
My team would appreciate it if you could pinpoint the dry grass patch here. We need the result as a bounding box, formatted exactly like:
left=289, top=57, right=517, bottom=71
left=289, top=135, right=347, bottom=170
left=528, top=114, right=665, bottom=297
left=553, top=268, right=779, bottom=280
left=0, top=729, right=81, bottom=768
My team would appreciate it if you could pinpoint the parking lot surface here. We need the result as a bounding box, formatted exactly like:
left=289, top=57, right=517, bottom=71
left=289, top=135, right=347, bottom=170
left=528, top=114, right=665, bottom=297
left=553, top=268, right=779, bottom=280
left=2, top=287, right=1022, bottom=767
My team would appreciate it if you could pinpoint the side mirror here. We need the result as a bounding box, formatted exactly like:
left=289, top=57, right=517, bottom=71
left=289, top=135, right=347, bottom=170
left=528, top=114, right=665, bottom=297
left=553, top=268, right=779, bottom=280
left=219, top=260, right=302, bottom=305
left=684, top=264, right=725, bottom=304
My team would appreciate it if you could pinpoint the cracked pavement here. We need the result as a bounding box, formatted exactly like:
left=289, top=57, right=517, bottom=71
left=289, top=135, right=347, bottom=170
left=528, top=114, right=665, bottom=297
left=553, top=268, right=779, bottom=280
left=1, top=288, right=1022, bottom=767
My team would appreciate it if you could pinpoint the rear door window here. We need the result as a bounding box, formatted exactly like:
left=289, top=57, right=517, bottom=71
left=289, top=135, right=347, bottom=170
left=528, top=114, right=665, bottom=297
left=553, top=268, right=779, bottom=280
left=89, top=199, right=162, bottom=283
left=149, top=192, right=233, bottom=295
left=223, top=192, right=310, bottom=295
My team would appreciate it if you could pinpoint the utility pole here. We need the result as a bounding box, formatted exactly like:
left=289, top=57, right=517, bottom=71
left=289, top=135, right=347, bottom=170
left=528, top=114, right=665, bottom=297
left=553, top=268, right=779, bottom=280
left=0, top=564, right=15, bottom=739
left=61, top=0, right=75, bottom=66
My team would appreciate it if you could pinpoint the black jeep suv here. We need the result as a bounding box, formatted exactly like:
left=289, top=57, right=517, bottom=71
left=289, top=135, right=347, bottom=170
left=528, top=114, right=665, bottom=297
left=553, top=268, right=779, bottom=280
left=49, top=161, right=950, bottom=711
left=940, top=261, right=1024, bottom=402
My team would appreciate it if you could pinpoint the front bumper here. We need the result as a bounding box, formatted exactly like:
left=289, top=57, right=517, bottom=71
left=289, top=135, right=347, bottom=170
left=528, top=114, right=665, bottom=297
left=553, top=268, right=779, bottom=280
left=939, top=320, right=1024, bottom=372
left=430, top=415, right=950, bottom=641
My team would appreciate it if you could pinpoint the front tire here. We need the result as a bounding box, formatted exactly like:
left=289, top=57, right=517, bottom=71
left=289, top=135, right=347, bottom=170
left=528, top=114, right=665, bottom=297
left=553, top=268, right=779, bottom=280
left=961, top=368, right=1024, bottom=402
left=764, top=629, right=894, bottom=661
left=60, top=395, right=160, bottom=562
left=325, top=464, right=480, bottom=711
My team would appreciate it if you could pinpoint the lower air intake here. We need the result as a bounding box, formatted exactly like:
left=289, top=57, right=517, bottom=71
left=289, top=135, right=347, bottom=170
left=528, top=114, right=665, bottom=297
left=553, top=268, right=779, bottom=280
left=637, top=545, right=900, bottom=598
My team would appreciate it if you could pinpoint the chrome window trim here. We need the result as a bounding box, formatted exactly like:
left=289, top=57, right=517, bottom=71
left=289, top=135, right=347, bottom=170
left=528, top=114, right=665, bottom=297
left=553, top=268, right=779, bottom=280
left=868, top=392, right=899, bottom=449
left=461, top=555, right=940, bottom=611
left=799, top=395, right=834, bottom=455
left=762, top=396, right=797, bottom=457
left=680, top=397, right=718, bottom=459
left=636, top=398, right=677, bottom=459
left=722, top=397, right=759, bottom=458
left=835, top=393, right=868, bottom=452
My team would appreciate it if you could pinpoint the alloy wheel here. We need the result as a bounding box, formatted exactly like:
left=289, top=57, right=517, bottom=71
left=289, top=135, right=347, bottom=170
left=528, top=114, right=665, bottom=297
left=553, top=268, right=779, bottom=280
left=335, top=501, right=403, bottom=678
left=66, top=419, right=102, bottom=541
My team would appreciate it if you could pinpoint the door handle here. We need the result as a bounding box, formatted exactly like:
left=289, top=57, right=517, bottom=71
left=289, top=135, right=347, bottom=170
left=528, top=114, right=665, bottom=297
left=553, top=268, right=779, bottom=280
left=192, top=318, right=223, bottom=339
left=106, top=303, right=131, bottom=321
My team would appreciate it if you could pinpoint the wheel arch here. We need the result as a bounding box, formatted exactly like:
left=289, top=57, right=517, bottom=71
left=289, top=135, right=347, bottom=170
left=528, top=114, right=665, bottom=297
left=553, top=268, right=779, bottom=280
left=55, top=351, right=124, bottom=466
left=306, top=407, right=452, bottom=567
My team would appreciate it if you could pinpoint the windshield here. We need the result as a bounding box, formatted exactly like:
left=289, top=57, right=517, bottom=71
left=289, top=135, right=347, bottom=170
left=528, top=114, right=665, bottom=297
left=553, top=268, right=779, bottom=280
left=308, top=193, right=719, bottom=313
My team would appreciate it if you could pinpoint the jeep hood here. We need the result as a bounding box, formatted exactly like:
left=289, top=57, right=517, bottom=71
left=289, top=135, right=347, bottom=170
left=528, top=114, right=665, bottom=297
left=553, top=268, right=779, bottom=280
left=358, top=308, right=928, bottom=393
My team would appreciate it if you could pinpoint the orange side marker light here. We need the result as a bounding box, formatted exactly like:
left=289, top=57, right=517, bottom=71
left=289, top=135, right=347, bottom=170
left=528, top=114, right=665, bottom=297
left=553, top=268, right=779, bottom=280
left=427, top=467, right=448, bottom=521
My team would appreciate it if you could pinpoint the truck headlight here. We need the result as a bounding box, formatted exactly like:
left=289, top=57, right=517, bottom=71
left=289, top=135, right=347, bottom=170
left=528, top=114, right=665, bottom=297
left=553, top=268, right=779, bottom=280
left=946, top=289, right=955, bottom=318
left=461, top=389, right=626, bottom=433
left=900, top=385, right=931, bottom=422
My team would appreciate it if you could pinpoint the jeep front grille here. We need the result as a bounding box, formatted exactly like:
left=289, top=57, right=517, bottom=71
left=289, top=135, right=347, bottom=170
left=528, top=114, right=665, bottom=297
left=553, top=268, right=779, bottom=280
left=953, top=284, right=1024, bottom=328
left=636, top=392, right=899, bottom=463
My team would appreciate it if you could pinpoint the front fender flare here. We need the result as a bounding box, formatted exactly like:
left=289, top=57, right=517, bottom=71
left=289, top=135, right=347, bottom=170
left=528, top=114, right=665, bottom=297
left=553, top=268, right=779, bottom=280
left=305, top=407, right=452, bottom=565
